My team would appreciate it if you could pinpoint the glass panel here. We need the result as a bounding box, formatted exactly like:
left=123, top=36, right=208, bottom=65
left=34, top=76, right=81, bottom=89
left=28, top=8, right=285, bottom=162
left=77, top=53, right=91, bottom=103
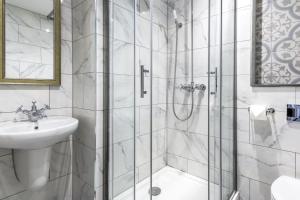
left=135, top=0, right=152, bottom=199
left=209, top=0, right=222, bottom=199
left=221, top=0, right=235, bottom=198
left=110, top=0, right=136, bottom=199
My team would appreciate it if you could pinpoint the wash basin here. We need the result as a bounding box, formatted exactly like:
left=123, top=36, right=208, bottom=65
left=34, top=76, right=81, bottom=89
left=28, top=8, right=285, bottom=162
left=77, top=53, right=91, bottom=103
left=0, top=116, right=78, bottom=190
left=0, top=116, right=78, bottom=149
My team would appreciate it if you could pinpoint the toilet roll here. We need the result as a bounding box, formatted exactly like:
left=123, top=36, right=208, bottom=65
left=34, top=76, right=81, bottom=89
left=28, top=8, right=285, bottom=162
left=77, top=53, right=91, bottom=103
left=250, top=105, right=267, bottom=120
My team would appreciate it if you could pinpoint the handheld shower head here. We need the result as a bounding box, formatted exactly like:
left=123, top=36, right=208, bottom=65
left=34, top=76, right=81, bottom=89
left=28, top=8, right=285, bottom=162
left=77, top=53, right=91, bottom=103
left=173, top=9, right=182, bottom=28
left=173, top=9, right=178, bottom=21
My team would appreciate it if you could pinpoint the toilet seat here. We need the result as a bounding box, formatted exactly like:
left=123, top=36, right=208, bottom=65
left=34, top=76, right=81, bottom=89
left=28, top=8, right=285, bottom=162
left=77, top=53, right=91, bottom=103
left=271, top=176, right=300, bottom=200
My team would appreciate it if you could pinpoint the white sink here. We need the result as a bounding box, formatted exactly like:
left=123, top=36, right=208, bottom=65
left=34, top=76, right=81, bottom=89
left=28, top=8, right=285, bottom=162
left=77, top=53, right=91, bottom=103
left=0, top=116, right=78, bottom=190
left=0, top=116, right=78, bottom=149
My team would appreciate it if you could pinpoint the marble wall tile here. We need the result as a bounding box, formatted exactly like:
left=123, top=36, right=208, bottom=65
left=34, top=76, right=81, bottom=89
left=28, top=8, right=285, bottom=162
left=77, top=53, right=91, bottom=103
left=6, top=5, right=40, bottom=29
left=167, top=153, right=188, bottom=172
left=222, top=10, right=235, bottom=44
left=139, top=106, right=150, bottom=134
left=113, top=171, right=134, bottom=197
left=112, top=107, right=134, bottom=143
left=6, top=22, right=18, bottom=42
left=236, top=6, right=252, bottom=42
left=113, top=5, right=134, bottom=43
left=188, top=105, right=208, bottom=135
left=187, top=160, right=208, bottom=180
left=113, top=40, right=134, bottom=75
left=5, top=175, right=72, bottom=200
left=167, top=104, right=188, bottom=131
left=193, top=48, right=209, bottom=77
left=249, top=179, right=271, bottom=200
left=237, top=75, right=296, bottom=111
left=167, top=130, right=208, bottom=164
left=41, top=48, right=54, bottom=65
left=113, top=139, right=134, bottom=178
left=18, top=26, right=53, bottom=48
left=95, top=148, right=103, bottom=188
left=237, top=108, right=250, bottom=143
left=72, top=174, right=94, bottom=200
left=50, top=74, right=73, bottom=108
left=151, top=0, right=168, bottom=26
left=113, top=75, right=134, bottom=108
left=63, top=0, right=72, bottom=8
left=50, top=141, right=72, bottom=180
left=6, top=41, right=41, bottom=63
left=238, top=142, right=295, bottom=184
left=5, top=60, right=20, bottom=79
left=73, top=108, right=96, bottom=149
left=47, top=108, right=72, bottom=117
left=238, top=176, right=250, bottom=200
left=136, top=15, right=151, bottom=48
left=73, top=73, right=96, bottom=110
left=152, top=51, right=167, bottom=78
left=61, top=40, right=73, bottom=74
left=137, top=155, right=166, bottom=182
left=72, top=0, right=95, bottom=40
left=19, top=63, right=53, bottom=79
left=0, top=85, right=49, bottom=113
left=73, top=35, right=96, bottom=74
left=62, top=5, right=72, bottom=41
left=73, top=141, right=96, bottom=187
left=152, top=78, right=167, bottom=105
left=236, top=41, right=251, bottom=75
left=0, top=155, right=25, bottom=199
left=152, top=105, right=167, bottom=131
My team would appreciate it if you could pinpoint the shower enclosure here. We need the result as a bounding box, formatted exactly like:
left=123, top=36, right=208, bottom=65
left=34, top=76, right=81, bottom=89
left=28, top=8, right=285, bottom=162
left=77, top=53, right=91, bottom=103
left=103, top=0, right=237, bottom=199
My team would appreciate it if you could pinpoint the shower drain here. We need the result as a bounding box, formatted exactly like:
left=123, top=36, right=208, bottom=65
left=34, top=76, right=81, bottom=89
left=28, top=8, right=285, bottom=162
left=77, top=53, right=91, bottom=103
left=149, top=187, right=161, bottom=196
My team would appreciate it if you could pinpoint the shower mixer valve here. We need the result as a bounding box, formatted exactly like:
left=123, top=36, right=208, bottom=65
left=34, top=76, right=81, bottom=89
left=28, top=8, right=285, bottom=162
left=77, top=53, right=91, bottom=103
left=179, top=82, right=206, bottom=92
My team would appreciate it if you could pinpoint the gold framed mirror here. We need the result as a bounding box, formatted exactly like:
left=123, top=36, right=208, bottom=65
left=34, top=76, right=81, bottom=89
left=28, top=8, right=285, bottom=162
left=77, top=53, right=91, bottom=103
left=0, top=0, right=61, bottom=85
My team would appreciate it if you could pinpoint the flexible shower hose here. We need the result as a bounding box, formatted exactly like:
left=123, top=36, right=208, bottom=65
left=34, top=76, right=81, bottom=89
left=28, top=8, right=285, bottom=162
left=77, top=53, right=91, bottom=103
left=172, top=22, right=194, bottom=121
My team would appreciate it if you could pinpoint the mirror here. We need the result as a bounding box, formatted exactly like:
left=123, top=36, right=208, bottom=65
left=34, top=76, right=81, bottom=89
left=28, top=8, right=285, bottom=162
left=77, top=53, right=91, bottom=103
left=252, top=0, right=300, bottom=87
left=0, top=0, right=61, bottom=85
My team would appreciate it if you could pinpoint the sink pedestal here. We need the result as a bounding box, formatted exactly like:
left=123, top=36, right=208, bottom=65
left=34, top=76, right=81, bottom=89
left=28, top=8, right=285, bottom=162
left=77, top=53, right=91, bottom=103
left=13, top=147, right=52, bottom=190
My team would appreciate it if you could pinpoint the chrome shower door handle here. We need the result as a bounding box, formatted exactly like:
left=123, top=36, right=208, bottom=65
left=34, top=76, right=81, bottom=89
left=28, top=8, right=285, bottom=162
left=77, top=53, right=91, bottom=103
left=210, top=67, right=218, bottom=95
left=140, top=65, right=149, bottom=98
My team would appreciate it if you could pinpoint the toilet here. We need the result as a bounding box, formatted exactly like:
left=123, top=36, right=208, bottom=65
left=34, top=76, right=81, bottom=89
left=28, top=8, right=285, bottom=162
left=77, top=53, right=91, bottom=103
left=271, top=176, right=300, bottom=200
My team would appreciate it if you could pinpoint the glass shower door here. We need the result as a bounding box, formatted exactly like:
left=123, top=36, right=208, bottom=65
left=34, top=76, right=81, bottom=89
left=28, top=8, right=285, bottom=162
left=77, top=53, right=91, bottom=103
left=209, top=0, right=237, bottom=199
left=109, top=0, right=136, bottom=199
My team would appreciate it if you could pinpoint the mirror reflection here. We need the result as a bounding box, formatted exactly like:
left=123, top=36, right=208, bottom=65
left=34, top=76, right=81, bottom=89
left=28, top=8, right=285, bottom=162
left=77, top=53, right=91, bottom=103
left=5, top=0, right=54, bottom=80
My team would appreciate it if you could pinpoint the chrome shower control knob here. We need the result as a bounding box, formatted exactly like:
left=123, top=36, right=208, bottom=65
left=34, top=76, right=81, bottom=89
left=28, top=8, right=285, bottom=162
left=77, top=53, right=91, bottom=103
left=195, top=84, right=206, bottom=91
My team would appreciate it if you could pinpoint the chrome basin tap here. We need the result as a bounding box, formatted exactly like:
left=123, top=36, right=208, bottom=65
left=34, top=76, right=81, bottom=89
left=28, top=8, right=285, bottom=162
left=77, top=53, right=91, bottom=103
left=16, top=101, right=50, bottom=122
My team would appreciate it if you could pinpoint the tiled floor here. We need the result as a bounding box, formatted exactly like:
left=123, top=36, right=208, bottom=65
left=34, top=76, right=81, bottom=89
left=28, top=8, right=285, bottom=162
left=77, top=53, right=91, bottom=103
left=115, top=166, right=209, bottom=200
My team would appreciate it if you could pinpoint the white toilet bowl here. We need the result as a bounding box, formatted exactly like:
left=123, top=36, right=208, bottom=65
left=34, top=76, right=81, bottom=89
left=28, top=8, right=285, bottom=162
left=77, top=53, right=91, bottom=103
left=271, top=176, right=300, bottom=200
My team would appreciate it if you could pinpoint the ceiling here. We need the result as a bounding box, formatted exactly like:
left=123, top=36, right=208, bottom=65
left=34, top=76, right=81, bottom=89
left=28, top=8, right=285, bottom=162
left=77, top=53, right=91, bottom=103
left=6, top=0, right=53, bottom=16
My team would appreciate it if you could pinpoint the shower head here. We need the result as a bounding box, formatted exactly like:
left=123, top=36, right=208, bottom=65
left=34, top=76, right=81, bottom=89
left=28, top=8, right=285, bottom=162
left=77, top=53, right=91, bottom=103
left=172, top=9, right=182, bottom=28
left=173, top=9, right=178, bottom=21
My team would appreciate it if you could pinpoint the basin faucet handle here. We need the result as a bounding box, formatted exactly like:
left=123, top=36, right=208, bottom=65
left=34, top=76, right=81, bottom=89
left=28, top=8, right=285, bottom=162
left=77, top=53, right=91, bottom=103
left=31, top=100, right=37, bottom=111
left=16, top=105, right=23, bottom=113
left=44, top=104, right=50, bottom=110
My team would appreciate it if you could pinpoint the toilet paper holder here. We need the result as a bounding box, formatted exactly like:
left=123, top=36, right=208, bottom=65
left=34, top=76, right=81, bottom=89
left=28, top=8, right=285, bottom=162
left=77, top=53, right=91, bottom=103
left=266, top=107, right=275, bottom=115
